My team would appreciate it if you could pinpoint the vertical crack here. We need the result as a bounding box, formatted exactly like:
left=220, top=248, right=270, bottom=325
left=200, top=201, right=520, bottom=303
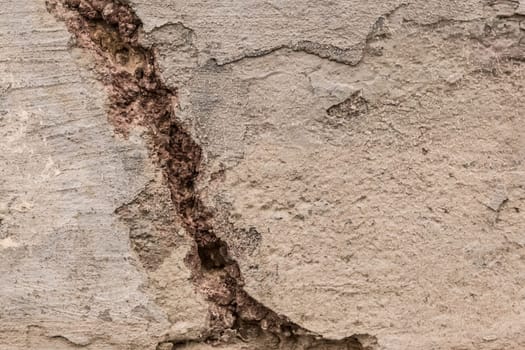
left=45, top=1, right=376, bottom=349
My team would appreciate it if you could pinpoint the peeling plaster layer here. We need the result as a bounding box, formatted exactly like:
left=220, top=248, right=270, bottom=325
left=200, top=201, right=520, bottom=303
left=136, top=1, right=525, bottom=349
left=130, top=0, right=485, bottom=64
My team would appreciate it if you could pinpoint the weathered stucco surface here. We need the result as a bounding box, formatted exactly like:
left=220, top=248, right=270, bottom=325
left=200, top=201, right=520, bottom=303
left=2, top=0, right=525, bottom=349
left=0, top=1, right=207, bottom=349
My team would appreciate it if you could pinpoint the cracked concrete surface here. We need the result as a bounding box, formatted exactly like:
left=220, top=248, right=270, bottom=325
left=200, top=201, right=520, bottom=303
left=2, top=0, right=525, bottom=349
left=0, top=1, right=207, bottom=348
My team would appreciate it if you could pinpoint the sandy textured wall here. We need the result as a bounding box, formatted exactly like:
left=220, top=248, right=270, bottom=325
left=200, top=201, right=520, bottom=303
left=1, top=0, right=524, bottom=349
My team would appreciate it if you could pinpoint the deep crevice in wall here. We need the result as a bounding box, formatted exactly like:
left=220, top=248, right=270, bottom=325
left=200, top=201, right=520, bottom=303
left=45, top=1, right=376, bottom=349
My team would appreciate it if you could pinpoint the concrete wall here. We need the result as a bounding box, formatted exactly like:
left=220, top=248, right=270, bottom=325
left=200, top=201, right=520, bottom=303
left=1, top=0, right=524, bottom=349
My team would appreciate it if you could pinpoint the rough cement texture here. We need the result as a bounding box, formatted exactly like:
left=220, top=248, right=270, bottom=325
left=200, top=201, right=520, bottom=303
left=2, top=0, right=525, bottom=349
left=0, top=1, right=207, bottom=349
